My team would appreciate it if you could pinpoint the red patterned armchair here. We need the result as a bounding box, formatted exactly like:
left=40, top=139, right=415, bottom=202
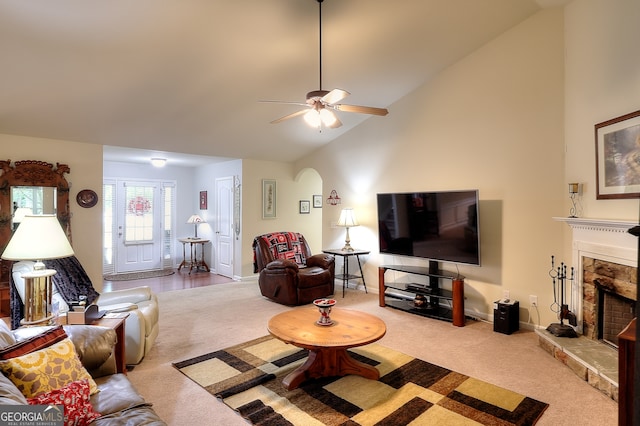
left=253, top=232, right=335, bottom=305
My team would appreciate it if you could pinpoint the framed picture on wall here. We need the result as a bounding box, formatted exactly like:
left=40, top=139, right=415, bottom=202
left=299, top=200, right=310, bottom=214
left=595, top=109, right=640, bottom=199
left=262, top=179, right=276, bottom=219
left=313, top=194, right=322, bottom=208
left=200, top=191, right=208, bottom=209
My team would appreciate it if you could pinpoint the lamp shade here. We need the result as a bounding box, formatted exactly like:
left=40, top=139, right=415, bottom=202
left=337, top=208, right=359, bottom=227
left=1, top=215, right=74, bottom=261
left=186, top=214, right=205, bottom=224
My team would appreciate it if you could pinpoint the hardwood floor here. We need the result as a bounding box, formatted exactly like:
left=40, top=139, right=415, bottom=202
left=102, top=270, right=235, bottom=294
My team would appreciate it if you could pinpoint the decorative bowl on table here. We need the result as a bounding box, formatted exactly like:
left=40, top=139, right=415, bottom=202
left=313, top=298, right=337, bottom=326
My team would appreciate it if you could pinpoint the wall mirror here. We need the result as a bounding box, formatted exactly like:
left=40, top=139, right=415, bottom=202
left=0, top=160, right=71, bottom=288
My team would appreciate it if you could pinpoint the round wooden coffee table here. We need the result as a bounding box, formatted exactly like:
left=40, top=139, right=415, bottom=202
left=267, top=307, right=387, bottom=390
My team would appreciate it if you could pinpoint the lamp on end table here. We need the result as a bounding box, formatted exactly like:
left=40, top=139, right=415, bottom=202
left=1, top=215, right=74, bottom=326
left=186, top=214, right=205, bottom=239
left=337, top=208, right=359, bottom=252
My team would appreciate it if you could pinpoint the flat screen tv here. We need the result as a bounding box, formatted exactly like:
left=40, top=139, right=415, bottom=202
left=377, top=190, right=480, bottom=266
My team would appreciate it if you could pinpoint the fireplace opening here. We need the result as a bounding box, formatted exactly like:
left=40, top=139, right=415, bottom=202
left=595, top=278, right=636, bottom=348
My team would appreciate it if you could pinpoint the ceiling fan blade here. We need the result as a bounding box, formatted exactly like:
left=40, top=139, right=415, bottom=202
left=270, top=109, right=309, bottom=124
left=322, top=89, right=350, bottom=105
left=259, top=100, right=309, bottom=107
left=335, top=104, right=389, bottom=116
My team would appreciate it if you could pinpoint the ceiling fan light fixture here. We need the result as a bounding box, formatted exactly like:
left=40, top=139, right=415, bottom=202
left=304, top=109, right=322, bottom=128
left=319, top=108, right=338, bottom=127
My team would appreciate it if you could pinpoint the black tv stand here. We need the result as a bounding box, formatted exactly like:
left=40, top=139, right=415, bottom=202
left=378, top=262, right=465, bottom=326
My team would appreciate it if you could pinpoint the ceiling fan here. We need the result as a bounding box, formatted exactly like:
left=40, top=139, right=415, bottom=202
left=262, top=0, right=388, bottom=129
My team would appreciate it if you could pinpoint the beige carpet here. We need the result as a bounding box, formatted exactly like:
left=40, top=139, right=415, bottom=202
left=174, top=335, right=549, bottom=425
left=125, top=282, right=617, bottom=425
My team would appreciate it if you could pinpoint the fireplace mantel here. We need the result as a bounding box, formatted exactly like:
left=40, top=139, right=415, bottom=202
left=553, top=217, right=637, bottom=233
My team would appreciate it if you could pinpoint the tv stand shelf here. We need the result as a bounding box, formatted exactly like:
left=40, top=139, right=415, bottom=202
left=378, top=265, right=465, bottom=326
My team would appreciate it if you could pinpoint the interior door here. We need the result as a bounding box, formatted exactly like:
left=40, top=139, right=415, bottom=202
left=116, top=180, right=163, bottom=273
left=215, top=176, right=234, bottom=278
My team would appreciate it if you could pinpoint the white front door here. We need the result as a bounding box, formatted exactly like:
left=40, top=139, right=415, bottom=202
left=215, top=176, right=234, bottom=278
left=116, top=180, right=163, bottom=273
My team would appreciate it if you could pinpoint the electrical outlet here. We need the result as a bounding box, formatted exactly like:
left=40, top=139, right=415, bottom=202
left=503, top=290, right=510, bottom=300
left=529, top=295, right=538, bottom=307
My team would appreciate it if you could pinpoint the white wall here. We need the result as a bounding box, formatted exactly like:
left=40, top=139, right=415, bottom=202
left=194, top=159, right=242, bottom=277
left=297, top=8, right=566, bottom=326
left=564, top=0, right=640, bottom=222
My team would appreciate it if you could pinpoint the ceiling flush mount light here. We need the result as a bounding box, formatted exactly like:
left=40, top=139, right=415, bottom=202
left=261, top=0, right=388, bottom=129
left=151, top=158, right=167, bottom=168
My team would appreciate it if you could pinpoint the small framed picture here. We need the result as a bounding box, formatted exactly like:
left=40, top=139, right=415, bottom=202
left=299, top=200, right=310, bottom=214
left=200, top=191, right=208, bottom=209
left=313, top=194, right=322, bottom=208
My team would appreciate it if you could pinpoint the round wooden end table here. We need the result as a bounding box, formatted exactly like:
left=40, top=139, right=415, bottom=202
left=267, top=307, right=386, bottom=390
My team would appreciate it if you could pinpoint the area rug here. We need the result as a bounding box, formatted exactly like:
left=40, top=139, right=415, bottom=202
left=173, top=335, right=548, bottom=425
left=103, top=269, right=175, bottom=281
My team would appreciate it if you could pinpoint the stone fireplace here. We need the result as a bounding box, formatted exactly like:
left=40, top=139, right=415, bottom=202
left=557, top=217, right=638, bottom=335
left=582, top=257, right=636, bottom=347
left=536, top=217, right=638, bottom=400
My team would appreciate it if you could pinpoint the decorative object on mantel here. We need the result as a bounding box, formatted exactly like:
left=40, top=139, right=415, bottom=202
left=326, top=189, right=341, bottom=205
left=568, top=183, right=580, bottom=218
left=76, top=189, right=98, bottom=208
left=546, top=255, right=578, bottom=338
left=595, top=109, right=640, bottom=199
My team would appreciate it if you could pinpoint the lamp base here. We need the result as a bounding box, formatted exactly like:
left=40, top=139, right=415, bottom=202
left=546, top=323, right=578, bottom=338
left=341, top=243, right=355, bottom=252
left=20, top=315, right=55, bottom=327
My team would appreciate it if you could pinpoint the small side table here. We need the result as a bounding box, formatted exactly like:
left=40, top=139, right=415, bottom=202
left=322, top=249, right=370, bottom=297
left=178, top=238, right=210, bottom=274
left=56, top=312, right=129, bottom=375
left=92, top=314, right=129, bottom=374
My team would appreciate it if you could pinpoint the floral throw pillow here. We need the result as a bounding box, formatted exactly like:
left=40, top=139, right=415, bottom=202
left=0, top=338, right=98, bottom=398
left=27, top=379, right=101, bottom=426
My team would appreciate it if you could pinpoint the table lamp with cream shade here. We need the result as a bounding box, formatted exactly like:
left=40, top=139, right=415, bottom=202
left=1, top=215, right=74, bottom=325
left=186, top=214, right=205, bottom=239
left=337, top=208, right=359, bottom=252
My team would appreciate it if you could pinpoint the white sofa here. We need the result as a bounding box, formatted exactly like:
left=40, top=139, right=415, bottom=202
left=12, top=261, right=159, bottom=365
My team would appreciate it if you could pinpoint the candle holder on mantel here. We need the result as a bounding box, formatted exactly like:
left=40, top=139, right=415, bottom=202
left=546, top=255, right=578, bottom=338
left=313, top=298, right=336, bottom=326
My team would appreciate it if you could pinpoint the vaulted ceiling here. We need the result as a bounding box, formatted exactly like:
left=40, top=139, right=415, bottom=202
left=0, top=0, right=561, bottom=165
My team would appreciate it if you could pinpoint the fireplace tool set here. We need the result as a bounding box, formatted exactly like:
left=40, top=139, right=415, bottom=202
left=547, top=255, right=578, bottom=338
